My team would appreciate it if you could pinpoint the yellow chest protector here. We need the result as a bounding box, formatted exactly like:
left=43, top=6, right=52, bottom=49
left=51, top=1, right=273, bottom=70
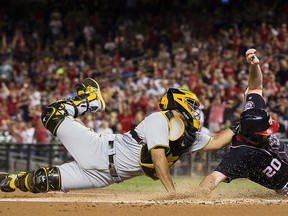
left=133, top=110, right=190, bottom=180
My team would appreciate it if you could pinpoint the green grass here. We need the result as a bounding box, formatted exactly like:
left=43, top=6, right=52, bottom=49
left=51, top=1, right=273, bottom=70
left=107, top=176, right=268, bottom=194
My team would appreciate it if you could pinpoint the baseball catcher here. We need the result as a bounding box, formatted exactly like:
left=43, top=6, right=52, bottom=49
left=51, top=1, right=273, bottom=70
left=0, top=78, right=210, bottom=194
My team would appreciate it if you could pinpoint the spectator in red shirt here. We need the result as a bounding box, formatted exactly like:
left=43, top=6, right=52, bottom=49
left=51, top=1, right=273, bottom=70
left=118, top=100, right=134, bottom=133
left=131, top=90, right=150, bottom=115
left=259, top=22, right=271, bottom=43
left=225, top=76, right=242, bottom=100
left=6, top=92, right=19, bottom=117
left=208, top=94, right=226, bottom=134
left=31, top=105, right=47, bottom=144
left=0, top=106, right=11, bottom=131
left=221, top=59, right=235, bottom=79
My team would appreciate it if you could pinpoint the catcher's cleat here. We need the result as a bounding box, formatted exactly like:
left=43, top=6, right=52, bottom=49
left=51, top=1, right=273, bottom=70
left=0, top=178, right=16, bottom=192
left=0, top=172, right=9, bottom=182
left=75, top=78, right=105, bottom=112
left=0, top=172, right=21, bottom=192
left=0, top=168, right=61, bottom=194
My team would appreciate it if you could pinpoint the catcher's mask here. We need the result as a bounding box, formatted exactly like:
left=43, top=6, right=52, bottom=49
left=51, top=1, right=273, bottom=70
left=159, top=88, right=200, bottom=131
left=239, top=108, right=279, bottom=144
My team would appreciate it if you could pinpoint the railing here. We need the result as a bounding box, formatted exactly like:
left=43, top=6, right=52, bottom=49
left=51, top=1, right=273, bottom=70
left=0, top=144, right=73, bottom=172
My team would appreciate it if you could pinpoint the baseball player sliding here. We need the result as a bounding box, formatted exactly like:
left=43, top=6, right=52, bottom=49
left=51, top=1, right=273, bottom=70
left=0, top=77, right=211, bottom=194
left=198, top=49, right=288, bottom=196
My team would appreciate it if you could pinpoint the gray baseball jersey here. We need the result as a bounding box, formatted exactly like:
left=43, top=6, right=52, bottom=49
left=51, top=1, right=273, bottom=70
left=56, top=112, right=208, bottom=191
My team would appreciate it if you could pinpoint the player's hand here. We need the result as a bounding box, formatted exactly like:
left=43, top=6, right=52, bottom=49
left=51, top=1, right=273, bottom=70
left=245, top=48, right=260, bottom=65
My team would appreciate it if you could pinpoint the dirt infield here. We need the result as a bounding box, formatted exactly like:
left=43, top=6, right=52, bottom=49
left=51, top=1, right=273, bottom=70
left=1, top=188, right=288, bottom=216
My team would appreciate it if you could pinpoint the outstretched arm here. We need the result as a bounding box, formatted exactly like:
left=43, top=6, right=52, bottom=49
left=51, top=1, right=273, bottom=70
left=245, top=48, right=263, bottom=96
left=151, top=148, right=175, bottom=194
left=200, top=49, right=262, bottom=151
left=198, top=171, right=227, bottom=194
left=202, top=128, right=235, bottom=151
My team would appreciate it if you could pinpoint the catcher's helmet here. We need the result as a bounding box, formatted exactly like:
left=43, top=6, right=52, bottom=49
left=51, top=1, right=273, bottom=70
left=159, top=88, right=200, bottom=131
left=239, top=108, right=279, bottom=143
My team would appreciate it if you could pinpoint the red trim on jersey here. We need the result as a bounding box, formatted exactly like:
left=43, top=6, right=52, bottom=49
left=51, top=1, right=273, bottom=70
left=236, top=134, right=258, bottom=145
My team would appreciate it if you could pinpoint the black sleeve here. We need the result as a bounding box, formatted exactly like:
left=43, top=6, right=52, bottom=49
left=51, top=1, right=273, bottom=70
left=243, top=93, right=266, bottom=111
left=229, top=121, right=240, bottom=134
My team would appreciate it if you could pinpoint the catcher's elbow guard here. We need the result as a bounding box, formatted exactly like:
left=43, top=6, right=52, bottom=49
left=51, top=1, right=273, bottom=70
left=15, top=167, right=61, bottom=193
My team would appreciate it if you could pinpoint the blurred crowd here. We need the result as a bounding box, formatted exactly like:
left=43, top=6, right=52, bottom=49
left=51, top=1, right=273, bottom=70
left=0, top=0, right=287, bottom=145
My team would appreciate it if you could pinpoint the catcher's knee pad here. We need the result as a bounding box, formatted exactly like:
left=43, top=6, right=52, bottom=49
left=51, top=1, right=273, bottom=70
left=16, top=167, right=61, bottom=193
left=41, top=101, right=69, bottom=136
left=42, top=97, right=90, bottom=135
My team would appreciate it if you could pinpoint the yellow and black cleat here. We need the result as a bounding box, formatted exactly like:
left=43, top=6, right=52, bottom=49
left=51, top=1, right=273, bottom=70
left=0, top=172, right=26, bottom=192
left=0, top=172, right=9, bottom=182
left=75, top=78, right=105, bottom=111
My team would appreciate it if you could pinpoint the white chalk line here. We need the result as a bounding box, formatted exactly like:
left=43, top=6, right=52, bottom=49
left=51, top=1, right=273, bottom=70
left=0, top=197, right=287, bottom=205
left=0, top=198, right=152, bottom=204
left=54, top=191, right=136, bottom=196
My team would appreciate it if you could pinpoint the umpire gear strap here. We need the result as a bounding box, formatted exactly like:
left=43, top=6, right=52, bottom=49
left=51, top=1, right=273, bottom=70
left=108, top=140, right=122, bottom=183
left=15, top=167, right=61, bottom=193
left=130, top=129, right=143, bottom=144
